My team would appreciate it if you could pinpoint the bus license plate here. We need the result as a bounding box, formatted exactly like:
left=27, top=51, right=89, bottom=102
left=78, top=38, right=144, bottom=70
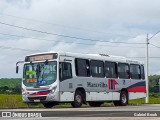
left=34, top=99, right=40, bottom=102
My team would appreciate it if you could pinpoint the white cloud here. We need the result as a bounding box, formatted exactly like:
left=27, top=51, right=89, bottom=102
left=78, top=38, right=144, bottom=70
left=0, top=0, right=160, bottom=77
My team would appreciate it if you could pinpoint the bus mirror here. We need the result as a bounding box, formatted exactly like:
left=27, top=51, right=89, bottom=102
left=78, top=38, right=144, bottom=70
left=16, top=66, right=19, bottom=73
left=16, top=61, right=24, bottom=74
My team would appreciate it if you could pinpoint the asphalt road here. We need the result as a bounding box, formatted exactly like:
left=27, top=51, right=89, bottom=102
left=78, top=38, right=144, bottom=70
left=0, top=105, right=160, bottom=120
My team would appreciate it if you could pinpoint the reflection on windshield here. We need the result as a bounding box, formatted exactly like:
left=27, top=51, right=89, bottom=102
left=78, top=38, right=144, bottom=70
left=23, top=61, right=57, bottom=87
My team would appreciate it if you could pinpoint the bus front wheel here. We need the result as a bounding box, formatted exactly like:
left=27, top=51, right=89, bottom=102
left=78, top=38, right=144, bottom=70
left=42, top=102, right=56, bottom=108
left=71, top=90, right=83, bottom=108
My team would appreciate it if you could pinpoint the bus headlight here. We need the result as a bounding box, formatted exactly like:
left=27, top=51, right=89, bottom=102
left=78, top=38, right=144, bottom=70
left=50, top=86, right=57, bottom=94
left=22, top=88, right=26, bottom=95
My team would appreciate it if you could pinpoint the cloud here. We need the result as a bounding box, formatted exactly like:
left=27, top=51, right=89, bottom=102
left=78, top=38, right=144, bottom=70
left=0, top=0, right=160, bottom=78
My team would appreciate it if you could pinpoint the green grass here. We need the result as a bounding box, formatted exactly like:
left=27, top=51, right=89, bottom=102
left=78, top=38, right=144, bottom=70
left=0, top=94, right=160, bottom=108
left=0, top=94, right=70, bottom=108
left=0, top=94, right=26, bottom=108
left=0, top=94, right=43, bottom=108
left=129, top=96, right=160, bottom=104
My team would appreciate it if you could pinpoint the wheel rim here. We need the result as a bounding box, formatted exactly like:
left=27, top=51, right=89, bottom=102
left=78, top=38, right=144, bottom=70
left=121, top=94, right=126, bottom=103
left=75, top=95, right=81, bottom=105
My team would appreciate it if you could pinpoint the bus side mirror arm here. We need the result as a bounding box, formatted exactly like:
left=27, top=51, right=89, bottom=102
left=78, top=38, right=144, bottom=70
left=16, top=61, right=24, bottom=74
left=16, top=66, right=19, bottom=74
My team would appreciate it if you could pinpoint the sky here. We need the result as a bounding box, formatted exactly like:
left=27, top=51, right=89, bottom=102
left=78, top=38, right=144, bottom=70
left=0, top=0, right=160, bottom=78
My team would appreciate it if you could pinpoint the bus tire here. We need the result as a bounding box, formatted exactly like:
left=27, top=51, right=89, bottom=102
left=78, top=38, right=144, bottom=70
left=88, top=102, right=103, bottom=107
left=113, top=101, right=120, bottom=106
left=42, top=102, right=56, bottom=108
left=113, top=91, right=128, bottom=106
left=71, top=90, right=83, bottom=108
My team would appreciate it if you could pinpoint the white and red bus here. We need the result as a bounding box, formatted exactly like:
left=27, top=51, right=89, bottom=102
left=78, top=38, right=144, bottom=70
left=16, top=52, right=146, bottom=108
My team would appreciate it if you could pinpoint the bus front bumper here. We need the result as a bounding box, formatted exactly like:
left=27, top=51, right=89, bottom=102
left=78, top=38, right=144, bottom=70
left=22, top=92, right=59, bottom=103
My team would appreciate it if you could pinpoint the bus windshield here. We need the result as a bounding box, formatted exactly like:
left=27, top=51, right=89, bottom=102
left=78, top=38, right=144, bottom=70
left=23, top=61, right=57, bottom=87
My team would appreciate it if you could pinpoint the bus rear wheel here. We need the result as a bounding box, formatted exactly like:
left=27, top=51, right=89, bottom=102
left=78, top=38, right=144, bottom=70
left=113, top=91, right=128, bottom=106
left=71, top=90, right=83, bottom=108
left=43, top=102, right=56, bottom=108
left=88, top=102, right=103, bottom=107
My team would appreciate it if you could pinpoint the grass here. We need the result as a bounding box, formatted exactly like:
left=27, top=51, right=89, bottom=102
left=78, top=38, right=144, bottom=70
left=0, top=94, right=25, bottom=108
left=129, top=96, right=160, bottom=105
left=0, top=94, right=160, bottom=108
left=0, top=94, right=43, bottom=108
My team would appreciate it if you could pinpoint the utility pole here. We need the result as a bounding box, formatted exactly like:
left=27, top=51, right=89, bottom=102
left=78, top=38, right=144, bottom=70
left=145, top=33, right=149, bottom=103
left=159, top=79, right=160, bottom=96
left=145, top=31, right=160, bottom=103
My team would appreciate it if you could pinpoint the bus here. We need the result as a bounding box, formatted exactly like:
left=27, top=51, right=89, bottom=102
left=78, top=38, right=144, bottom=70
left=16, top=52, right=146, bottom=108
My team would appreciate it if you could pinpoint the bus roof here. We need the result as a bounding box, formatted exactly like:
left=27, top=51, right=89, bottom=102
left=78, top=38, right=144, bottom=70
left=26, top=51, right=144, bottom=64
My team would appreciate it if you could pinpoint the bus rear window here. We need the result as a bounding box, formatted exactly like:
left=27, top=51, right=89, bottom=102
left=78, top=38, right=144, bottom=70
left=141, top=65, right=145, bottom=80
left=130, top=64, right=141, bottom=79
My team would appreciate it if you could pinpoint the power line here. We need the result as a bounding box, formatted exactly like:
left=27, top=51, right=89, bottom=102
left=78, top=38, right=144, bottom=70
left=0, top=44, right=159, bottom=59
left=0, top=21, right=145, bottom=45
left=150, top=43, right=160, bottom=48
left=0, top=45, right=41, bottom=52
left=0, top=32, right=146, bottom=48
left=0, top=13, right=136, bottom=38
left=148, top=31, right=160, bottom=40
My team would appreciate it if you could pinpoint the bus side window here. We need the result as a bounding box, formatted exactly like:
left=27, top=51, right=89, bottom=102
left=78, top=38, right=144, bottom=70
left=118, top=63, right=130, bottom=79
left=90, top=60, right=104, bottom=78
left=130, top=64, right=141, bottom=79
left=141, top=65, right=145, bottom=80
left=59, top=62, right=72, bottom=81
left=75, top=58, right=90, bottom=77
left=105, top=61, right=118, bottom=78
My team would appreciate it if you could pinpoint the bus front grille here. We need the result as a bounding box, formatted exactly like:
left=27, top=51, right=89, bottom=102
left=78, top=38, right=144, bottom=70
left=28, top=96, right=46, bottom=101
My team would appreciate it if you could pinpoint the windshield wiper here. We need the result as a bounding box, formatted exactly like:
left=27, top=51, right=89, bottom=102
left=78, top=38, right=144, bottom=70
left=35, top=63, right=47, bottom=87
left=35, top=63, right=41, bottom=87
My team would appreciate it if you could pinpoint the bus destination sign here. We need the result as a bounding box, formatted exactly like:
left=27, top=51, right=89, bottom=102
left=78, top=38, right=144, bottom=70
left=25, top=53, right=58, bottom=62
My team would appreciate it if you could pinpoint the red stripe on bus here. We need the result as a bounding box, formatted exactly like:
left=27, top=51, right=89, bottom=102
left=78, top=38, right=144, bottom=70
left=128, top=86, right=146, bottom=93
left=108, top=80, right=110, bottom=90
left=30, top=91, right=49, bottom=96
